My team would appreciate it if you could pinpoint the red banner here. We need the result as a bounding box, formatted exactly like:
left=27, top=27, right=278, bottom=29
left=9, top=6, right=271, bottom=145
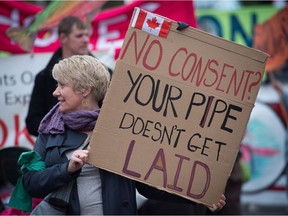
left=0, top=1, right=42, bottom=54
left=0, top=1, right=196, bottom=59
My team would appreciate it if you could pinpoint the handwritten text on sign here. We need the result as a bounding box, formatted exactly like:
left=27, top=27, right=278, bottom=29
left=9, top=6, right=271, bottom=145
left=115, top=63, right=245, bottom=197
left=89, top=14, right=267, bottom=206
left=119, top=31, right=263, bottom=102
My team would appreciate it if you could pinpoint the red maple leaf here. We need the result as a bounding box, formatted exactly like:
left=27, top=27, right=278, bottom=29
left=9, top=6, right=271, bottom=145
left=146, top=17, right=160, bottom=30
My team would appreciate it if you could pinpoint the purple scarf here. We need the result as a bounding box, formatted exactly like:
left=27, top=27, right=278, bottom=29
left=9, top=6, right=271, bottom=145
left=38, top=103, right=100, bottom=134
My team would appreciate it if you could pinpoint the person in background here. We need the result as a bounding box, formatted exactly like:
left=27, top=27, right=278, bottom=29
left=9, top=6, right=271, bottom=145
left=21, top=55, right=226, bottom=215
left=25, top=16, right=91, bottom=137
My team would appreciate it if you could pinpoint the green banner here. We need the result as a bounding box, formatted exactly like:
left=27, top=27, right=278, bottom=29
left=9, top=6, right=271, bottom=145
left=196, top=6, right=281, bottom=47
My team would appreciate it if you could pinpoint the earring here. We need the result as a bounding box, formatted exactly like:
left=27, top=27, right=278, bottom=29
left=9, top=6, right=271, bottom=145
left=81, top=97, right=88, bottom=108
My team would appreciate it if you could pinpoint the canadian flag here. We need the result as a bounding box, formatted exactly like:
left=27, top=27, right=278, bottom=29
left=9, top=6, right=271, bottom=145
left=131, top=7, right=172, bottom=38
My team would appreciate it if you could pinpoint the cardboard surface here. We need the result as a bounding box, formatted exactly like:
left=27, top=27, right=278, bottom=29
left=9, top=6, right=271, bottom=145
left=88, top=7, right=268, bottom=207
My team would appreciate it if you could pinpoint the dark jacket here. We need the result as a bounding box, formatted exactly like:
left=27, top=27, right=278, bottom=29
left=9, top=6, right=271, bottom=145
left=22, top=129, right=190, bottom=215
left=25, top=48, right=62, bottom=137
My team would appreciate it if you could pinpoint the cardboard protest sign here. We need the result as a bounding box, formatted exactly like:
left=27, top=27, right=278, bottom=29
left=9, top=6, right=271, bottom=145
left=89, top=7, right=268, bottom=207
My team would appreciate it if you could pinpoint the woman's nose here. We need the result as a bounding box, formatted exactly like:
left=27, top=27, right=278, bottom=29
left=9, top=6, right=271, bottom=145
left=53, top=86, right=60, bottom=97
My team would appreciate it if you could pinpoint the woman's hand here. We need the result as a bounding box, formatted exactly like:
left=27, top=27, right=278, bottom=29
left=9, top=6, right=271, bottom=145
left=208, top=194, right=226, bottom=212
left=67, top=150, right=89, bottom=174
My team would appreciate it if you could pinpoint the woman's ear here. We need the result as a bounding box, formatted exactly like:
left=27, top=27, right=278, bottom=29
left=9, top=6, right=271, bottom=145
left=83, top=86, right=92, bottom=97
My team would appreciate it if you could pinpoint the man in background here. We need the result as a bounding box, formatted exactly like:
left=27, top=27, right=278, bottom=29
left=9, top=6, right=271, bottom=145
left=26, top=16, right=91, bottom=136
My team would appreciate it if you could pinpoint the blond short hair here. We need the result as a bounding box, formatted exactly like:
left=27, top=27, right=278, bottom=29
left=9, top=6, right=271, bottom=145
left=52, top=55, right=110, bottom=103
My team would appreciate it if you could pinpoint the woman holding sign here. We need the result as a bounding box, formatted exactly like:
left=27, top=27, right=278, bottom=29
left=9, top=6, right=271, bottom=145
left=12, top=55, right=225, bottom=215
